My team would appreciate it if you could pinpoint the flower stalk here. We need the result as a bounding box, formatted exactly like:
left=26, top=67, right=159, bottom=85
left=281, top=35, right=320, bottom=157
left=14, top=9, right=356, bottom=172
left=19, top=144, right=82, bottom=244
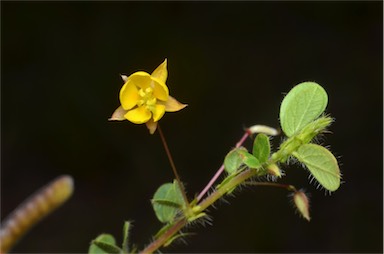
left=157, top=124, right=190, bottom=207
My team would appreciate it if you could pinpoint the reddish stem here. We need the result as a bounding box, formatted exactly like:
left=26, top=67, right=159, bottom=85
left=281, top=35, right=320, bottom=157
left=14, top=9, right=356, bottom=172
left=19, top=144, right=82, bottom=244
left=196, top=130, right=250, bottom=202
left=158, top=124, right=190, bottom=207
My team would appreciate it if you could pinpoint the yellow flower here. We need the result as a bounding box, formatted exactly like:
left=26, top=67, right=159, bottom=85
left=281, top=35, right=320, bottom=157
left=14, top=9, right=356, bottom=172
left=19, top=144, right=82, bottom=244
left=109, top=59, right=187, bottom=134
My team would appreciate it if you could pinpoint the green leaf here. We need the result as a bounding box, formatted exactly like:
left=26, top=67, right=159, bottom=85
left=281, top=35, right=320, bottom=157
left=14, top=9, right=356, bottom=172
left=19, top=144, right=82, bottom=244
left=122, top=221, right=131, bottom=254
left=91, top=241, right=122, bottom=254
left=164, top=232, right=191, bottom=247
left=280, top=82, right=328, bottom=137
left=224, top=147, right=247, bottom=174
left=89, top=234, right=121, bottom=254
left=293, top=144, right=340, bottom=191
left=152, top=180, right=185, bottom=223
left=252, top=133, right=271, bottom=164
left=239, top=150, right=261, bottom=169
left=151, top=199, right=183, bottom=208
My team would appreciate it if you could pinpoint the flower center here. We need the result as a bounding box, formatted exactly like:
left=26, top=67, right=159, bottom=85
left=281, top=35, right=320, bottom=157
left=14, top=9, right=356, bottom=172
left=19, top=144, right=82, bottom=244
left=137, top=87, right=156, bottom=112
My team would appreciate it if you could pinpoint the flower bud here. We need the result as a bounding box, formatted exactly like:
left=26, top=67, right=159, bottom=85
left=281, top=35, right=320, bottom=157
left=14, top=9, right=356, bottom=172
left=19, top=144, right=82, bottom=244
left=267, top=163, right=282, bottom=178
left=248, top=125, right=279, bottom=136
left=292, top=190, right=311, bottom=221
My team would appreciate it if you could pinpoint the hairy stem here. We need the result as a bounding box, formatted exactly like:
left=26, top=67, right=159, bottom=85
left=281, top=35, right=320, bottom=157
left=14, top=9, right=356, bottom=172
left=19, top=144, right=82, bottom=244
left=140, top=218, right=187, bottom=254
left=139, top=168, right=260, bottom=254
left=140, top=128, right=288, bottom=253
left=197, top=168, right=257, bottom=211
left=196, top=130, right=250, bottom=202
left=0, top=175, right=73, bottom=253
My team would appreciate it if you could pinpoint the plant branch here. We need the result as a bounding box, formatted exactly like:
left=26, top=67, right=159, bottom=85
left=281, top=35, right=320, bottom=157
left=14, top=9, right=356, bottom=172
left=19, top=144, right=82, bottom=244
left=139, top=167, right=260, bottom=254
left=139, top=218, right=187, bottom=254
left=197, top=168, right=257, bottom=211
left=196, top=130, right=250, bottom=202
left=140, top=127, right=288, bottom=253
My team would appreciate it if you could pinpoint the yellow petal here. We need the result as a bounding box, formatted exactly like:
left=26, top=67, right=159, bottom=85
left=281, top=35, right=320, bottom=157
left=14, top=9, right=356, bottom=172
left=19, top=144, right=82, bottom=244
left=151, top=59, right=168, bottom=84
left=150, top=77, right=169, bottom=101
left=162, top=95, right=188, bottom=112
left=128, top=71, right=152, bottom=89
left=109, top=106, right=128, bottom=121
left=120, top=82, right=140, bottom=110
left=152, top=104, right=166, bottom=122
left=146, top=119, right=158, bottom=134
left=124, top=106, right=151, bottom=124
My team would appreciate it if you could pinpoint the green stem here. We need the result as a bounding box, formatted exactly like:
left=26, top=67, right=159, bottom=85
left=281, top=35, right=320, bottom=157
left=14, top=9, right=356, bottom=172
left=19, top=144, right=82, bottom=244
left=139, top=218, right=187, bottom=254
left=139, top=168, right=260, bottom=254
left=197, top=168, right=256, bottom=211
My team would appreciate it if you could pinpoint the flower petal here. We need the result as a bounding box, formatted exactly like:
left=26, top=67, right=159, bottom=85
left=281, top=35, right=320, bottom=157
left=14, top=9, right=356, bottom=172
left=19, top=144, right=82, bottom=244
left=151, top=59, right=168, bottom=84
left=128, top=71, right=152, bottom=89
left=120, top=82, right=140, bottom=110
left=146, top=119, right=158, bottom=134
left=162, top=95, right=188, bottom=112
left=120, top=74, right=128, bottom=82
left=150, top=77, right=169, bottom=101
left=109, top=106, right=128, bottom=121
left=124, top=106, right=151, bottom=124
left=152, top=104, right=166, bottom=122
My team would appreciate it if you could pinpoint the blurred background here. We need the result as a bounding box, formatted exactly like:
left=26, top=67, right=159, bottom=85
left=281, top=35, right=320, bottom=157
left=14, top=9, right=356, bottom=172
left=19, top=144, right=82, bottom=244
left=1, top=2, right=382, bottom=253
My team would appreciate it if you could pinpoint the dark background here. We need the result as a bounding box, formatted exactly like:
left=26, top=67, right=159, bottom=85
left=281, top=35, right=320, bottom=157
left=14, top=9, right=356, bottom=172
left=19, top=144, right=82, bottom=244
left=1, top=1, right=382, bottom=253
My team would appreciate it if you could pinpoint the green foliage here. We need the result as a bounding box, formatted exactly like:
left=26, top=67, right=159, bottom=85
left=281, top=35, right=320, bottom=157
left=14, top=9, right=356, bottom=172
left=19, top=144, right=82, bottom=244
left=224, top=147, right=247, bottom=174
left=224, top=147, right=262, bottom=175
left=152, top=180, right=185, bottom=223
left=252, top=133, right=271, bottom=164
left=293, top=144, right=340, bottom=191
left=280, top=82, right=328, bottom=137
left=276, top=81, right=340, bottom=192
left=239, top=150, right=261, bottom=169
left=89, top=234, right=121, bottom=254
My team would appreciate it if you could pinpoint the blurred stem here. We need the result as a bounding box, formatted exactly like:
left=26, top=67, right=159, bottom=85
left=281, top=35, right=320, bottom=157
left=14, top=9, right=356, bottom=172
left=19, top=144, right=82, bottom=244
left=0, top=175, right=74, bottom=253
left=157, top=124, right=190, bottom=208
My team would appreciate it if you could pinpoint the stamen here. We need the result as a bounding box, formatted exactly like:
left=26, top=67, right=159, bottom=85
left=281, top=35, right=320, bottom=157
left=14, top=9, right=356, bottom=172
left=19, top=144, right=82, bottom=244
left=137, top=87, right=157, bottom=112
left=138, top=89, right=146, bottom=97
left=145, top=87, right=153, bottom=94
left=147, top=98, right=157, bottom=106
